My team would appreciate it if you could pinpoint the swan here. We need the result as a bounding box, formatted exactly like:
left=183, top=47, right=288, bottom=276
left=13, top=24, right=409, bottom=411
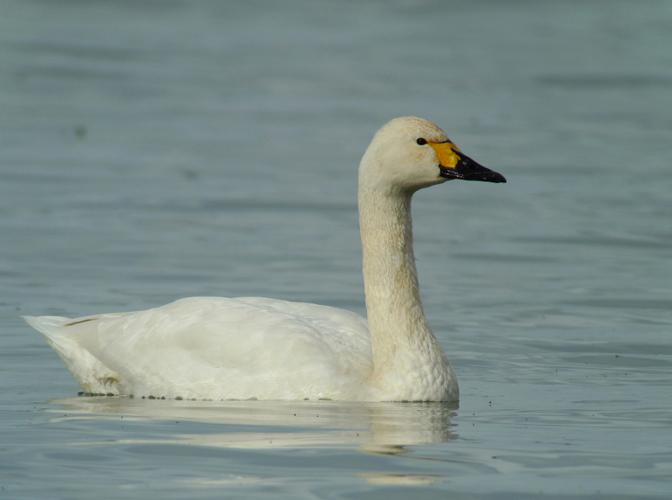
left=25, top=116, right=505, bottom=402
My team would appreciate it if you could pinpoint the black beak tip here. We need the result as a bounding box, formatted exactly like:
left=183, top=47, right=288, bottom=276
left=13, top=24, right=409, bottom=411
left=490, top=172, right=507, bottom=183
left=451, top=152, right=507, bottom=184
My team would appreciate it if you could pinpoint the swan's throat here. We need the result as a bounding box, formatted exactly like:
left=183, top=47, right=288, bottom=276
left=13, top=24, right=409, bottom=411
left=358, top=187, right=447, bottom=386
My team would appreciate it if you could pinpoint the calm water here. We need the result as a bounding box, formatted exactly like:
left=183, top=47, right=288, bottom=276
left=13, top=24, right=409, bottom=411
left=1, top=1, right=671, bottom=498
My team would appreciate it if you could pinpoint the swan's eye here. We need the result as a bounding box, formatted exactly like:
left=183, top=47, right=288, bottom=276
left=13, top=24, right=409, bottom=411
left=416, top=138, right=427, bottom=146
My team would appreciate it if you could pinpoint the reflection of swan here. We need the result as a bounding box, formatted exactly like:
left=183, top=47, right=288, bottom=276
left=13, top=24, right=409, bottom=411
left=50, top=397, right=456, bottom=451
left=26, top=116, right=505, bottom=402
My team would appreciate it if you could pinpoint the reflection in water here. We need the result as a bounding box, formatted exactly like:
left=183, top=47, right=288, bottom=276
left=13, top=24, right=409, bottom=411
left=49, top=397, right=457, bottom=454
left=358, top=472, right=440, bottom=486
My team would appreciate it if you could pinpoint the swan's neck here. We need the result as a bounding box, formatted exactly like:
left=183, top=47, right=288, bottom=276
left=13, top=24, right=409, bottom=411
left=358, top=184, right=449, bottom=397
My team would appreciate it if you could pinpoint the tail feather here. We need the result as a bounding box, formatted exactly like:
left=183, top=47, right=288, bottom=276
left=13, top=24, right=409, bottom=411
left=24, top=315, right=121, bottom=395
left=23, top=315, right=72, bottom=333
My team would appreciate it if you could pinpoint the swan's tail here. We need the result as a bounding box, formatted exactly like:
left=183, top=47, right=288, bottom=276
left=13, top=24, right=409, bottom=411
left=24, top=315, right=120, bottom=395
left=24, top=315, right=72, bottom=334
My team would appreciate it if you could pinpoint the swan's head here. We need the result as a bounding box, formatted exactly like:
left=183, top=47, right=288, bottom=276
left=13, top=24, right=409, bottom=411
left=360, top=116, right=506, bottom=192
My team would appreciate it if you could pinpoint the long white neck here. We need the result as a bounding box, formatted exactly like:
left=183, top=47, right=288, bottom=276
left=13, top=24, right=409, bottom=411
left=358, top=180, right=455, bottom=400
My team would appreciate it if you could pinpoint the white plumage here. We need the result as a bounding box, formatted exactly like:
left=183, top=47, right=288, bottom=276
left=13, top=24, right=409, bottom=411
left=25, top=116, right=505, bottom=401
left=26, top=297, right=371, bottom=400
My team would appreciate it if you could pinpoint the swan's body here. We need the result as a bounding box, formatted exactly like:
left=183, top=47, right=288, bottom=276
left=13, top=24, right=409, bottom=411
left=26, top=116, right=505, bottom=402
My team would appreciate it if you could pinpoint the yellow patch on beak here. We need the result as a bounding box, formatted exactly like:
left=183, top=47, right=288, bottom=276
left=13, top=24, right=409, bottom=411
left=429, top=141, right=461, bottom=169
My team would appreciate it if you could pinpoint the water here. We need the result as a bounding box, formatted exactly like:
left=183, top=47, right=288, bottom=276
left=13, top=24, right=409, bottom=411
left=1, top=0, right=671, bottom=498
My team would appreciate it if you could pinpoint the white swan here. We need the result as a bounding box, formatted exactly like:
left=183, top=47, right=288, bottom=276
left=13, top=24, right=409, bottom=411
left=25, top=116, right=505, bottom=402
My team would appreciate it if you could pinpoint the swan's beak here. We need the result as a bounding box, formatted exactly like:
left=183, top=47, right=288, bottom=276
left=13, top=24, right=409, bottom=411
left=430, top=142, right=506, bottom=183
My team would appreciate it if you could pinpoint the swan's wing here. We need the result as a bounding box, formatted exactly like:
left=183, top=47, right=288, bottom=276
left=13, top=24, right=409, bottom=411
left=26, top=297, right=372, bottom=400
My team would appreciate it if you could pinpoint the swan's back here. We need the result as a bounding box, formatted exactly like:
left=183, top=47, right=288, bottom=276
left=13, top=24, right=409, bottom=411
left=26, top=297, right=372, bottom=400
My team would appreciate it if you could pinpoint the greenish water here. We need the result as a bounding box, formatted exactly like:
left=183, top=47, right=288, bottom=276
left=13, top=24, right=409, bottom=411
left=1, top=0, right=671, bottom=498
